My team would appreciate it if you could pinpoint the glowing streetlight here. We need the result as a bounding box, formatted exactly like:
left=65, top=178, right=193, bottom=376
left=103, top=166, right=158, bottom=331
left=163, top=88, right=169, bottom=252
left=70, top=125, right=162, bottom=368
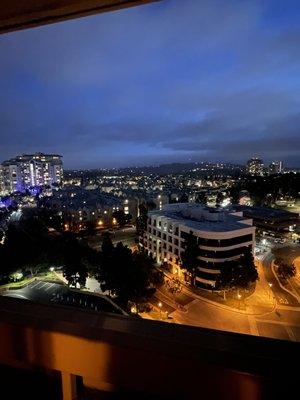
left=268, top=282, right=273, bottom=300
left=131, top=306, right=137, bottom=314
left=158, top=302, right=162, bottom=319
left=237, top=293, right=241, bottom=309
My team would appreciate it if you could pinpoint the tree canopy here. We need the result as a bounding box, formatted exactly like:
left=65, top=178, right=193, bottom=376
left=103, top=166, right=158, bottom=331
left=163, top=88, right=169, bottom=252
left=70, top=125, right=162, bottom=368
left=94, top=233, right=162, bottom=309
left=181, top=233, right=199, bottom=283
left=215, top=248, right=258, bottom=296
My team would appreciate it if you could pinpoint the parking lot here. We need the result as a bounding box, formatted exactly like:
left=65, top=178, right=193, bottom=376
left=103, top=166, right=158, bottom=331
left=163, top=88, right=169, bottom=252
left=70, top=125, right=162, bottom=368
left=3, top=280, right=126, bottom=315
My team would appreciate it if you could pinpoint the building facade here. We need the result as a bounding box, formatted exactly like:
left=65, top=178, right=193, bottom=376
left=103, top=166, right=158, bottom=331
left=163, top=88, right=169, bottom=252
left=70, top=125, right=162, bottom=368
left=246, top=157, right=264, bottom=176
left=0, top=153, right=63, bottom=194
left=268, top=161, right=283, bottom=175
left=232, top=205, right=299, bottom=233
left=42, top=186, right=123, bottom=231
left=141, top=203, right=255, bottom=289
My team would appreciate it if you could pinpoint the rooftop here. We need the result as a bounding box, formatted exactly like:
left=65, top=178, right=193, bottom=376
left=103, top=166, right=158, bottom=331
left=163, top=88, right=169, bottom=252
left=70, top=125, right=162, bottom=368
left=149, top=203, right=253, bottom=233
left=46, top=186, right=122, bottom=210
left=231, top=205, right=299, bottom=219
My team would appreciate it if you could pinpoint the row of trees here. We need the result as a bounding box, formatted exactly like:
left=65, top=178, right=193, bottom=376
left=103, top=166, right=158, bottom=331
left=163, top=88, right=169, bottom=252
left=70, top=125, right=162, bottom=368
left=93, top=234, right=163, bottom=309
left=0, top=217, right=96, bottom=283
left=275, top=258, right=296, bottom=280
left=229, top=173, right=300, bottom=206
left=0, top=216, right=162, bottom=311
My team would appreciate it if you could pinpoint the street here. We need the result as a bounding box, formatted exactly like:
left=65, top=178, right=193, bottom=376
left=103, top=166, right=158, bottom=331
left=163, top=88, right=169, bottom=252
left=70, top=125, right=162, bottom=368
left=144, top=245, right=300, bottom=342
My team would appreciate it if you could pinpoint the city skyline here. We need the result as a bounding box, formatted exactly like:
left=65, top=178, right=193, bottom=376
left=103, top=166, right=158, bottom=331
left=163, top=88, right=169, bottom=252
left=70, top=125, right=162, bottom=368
left=1, top=0, right=300, bottom=168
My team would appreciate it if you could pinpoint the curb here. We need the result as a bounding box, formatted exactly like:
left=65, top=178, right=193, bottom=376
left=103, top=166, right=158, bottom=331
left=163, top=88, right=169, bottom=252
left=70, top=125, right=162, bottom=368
left=271, top=261, right=300, bottom=303
left=162, top=270, right=276, bottom=317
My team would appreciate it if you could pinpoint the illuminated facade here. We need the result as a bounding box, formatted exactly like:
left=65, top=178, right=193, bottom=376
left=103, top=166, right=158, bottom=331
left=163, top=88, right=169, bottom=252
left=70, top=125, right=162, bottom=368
left=142, top=203, right=255, bottom=289
left=246, top=157, right=264, bottom=176
left=0, top=153, right=63, bottom=194
left=268, top=161, right=283, bottom=175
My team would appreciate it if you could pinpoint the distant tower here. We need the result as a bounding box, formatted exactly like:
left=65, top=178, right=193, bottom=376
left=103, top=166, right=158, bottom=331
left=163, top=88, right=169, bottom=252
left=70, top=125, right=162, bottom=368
left=246, top=157, right=264, bottom=176
left=0, top=153, right=63, bottom=194
left=269, top=161, right=283, bottom=175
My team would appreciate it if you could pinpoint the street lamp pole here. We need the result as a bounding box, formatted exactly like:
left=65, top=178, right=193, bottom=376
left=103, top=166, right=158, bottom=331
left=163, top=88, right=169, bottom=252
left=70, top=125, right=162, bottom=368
left=158, top=302, right=162, bottom=319
left=268, top=282, right=273, bottom=300
left=237, top=293, right=241, bottom=309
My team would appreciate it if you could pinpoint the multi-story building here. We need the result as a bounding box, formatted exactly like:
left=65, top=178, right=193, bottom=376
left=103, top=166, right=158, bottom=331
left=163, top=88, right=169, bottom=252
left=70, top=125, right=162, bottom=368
left=141, top=203, right=255, bottom=289
left=246, top=157, right=264, bottom=176
left=42, top=186, right=123, bottom=231
left=268, top=161, right=283, bottom=175
left=0, top=153, right=63, bottom=194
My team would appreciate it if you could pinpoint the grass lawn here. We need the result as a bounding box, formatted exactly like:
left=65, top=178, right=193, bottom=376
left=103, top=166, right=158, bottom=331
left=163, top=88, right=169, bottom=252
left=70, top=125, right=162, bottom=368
left=1, top=271, right=63, bottom=290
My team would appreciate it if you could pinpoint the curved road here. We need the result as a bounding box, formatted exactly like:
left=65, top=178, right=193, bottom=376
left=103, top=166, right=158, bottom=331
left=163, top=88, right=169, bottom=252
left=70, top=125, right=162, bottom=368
left=260, top=252, right=299, bottom=307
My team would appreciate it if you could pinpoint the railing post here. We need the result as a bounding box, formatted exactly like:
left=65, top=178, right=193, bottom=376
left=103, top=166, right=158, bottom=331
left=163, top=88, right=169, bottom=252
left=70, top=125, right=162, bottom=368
left=61, top=372, right=77, bottom=400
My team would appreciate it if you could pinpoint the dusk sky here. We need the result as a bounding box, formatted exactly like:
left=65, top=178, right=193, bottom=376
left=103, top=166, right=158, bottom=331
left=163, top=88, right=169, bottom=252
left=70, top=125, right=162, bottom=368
left=1, top=0, right=300, bottom=169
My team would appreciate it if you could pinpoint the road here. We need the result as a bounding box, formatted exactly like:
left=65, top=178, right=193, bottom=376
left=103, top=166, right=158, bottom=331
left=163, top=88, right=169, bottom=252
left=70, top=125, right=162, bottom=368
left=272, top=244, right=300, bottom=299
left=258, top=252, right=299, bottom=306
left=154, top=282, right=300, bottom=341
left=145, top=256, right=300, bottom=342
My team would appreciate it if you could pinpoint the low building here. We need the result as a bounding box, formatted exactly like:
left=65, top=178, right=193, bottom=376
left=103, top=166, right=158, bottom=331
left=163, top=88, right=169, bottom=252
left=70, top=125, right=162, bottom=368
left=268, top=161, right=283, bottom=175
left=141, top=203, right=255, bottom=289
left=231, top=205, right=299, bottom=233
left=42, top=186, right=123, bottom=231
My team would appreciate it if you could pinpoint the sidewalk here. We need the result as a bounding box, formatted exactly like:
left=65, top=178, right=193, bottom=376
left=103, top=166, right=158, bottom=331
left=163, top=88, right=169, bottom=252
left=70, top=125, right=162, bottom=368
left=161, top=269, right=277, bottom=317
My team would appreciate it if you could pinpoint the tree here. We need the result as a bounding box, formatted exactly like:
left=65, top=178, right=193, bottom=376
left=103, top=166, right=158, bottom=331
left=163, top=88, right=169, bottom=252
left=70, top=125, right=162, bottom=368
left=85, top=220, right=97, bottom=235
left=179, top=193, right=189, bottom=203
left=63, top=258, right=88, bottom=288
left=112, top=210, right=127, bottom=227
left=2, top=220, right=50, bottom=277
left=215, top=261, right=236, bottom=300
left=126, top=249, right=158, bottom=309
left=229, top=186, right=241, bottom=204
left=94, top=237, right=161, bottom=311
left=95, top=233, right=116, bottom=295
left=235, top=248, right=259, bottom=290
left=215, top=248, right=258, bottom=298
left=136, top=203, right=148, bottom=237
left=181, top=233, right=199, bottom=285
left=195, top=192, right=208, bottom=205
left=61, top=237, right=91, bottom=288
left=277, top=259, right=296, bottom=280
left=215, top=192, right=225, bottom=207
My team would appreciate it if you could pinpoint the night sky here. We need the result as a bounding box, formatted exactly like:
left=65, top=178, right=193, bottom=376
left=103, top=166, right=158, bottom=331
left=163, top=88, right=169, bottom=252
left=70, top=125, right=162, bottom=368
left=1, top=0, right=300, bottom=169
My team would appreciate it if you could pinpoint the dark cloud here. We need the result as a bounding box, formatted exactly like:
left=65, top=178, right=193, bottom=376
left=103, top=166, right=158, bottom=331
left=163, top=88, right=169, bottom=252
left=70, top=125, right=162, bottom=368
left=0, top=0, right=300, bottom=167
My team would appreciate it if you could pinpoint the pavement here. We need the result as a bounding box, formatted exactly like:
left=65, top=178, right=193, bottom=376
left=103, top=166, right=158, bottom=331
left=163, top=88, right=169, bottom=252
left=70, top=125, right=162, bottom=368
left=145, top=247, right=300, bottom=342
left=2, top=280, right=125, bottom=315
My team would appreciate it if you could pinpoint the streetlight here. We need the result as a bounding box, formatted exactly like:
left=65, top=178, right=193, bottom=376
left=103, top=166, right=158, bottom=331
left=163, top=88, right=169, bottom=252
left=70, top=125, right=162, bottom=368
left=268, top=282, right=273, bottom=300
left=158, top=302, right=162, bottom=319
left=131, top=306, right=137, bottom=314
left=237, top=293, right=241, bottom=309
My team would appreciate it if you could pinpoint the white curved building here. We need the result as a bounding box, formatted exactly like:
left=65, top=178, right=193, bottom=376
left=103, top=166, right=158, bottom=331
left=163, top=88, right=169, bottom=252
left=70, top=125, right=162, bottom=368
left=141, top=203, right=255, bottom=289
